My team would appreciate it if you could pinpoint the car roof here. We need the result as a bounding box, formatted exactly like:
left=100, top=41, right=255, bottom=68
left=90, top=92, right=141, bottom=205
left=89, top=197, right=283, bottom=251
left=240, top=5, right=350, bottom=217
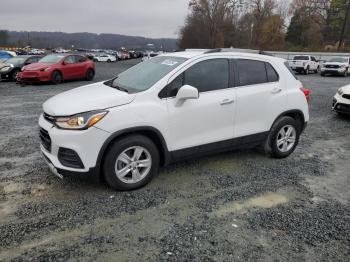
left=161, top=49, right=285, bottom=63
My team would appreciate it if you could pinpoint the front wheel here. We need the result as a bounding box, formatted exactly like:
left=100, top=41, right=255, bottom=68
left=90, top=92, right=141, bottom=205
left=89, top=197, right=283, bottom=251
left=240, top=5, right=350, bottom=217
left=85, top=69, right=95, bottom=81
left=103, top=135, right=159, bottom=191
left=51, top=71, right=62, bottom=84
left=304, top=67, right=309, bottom=75
left=264, top=116, right=300, bottom=158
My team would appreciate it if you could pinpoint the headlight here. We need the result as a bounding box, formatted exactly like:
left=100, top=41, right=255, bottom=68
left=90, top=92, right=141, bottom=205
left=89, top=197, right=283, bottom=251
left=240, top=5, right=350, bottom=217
left=337, top=88, right=344, bottom=96
left=54, top=110, right=108, bottom=130
left=0, top=66, right=10, bottom=72
left=40, top=67, right=51, bottom=72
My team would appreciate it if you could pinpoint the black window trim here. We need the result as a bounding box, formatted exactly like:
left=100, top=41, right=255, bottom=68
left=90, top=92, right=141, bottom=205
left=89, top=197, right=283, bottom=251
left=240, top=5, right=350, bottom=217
left=159, top=57, right=233, bottom=99
left=232, top=58, right=280, bottom=88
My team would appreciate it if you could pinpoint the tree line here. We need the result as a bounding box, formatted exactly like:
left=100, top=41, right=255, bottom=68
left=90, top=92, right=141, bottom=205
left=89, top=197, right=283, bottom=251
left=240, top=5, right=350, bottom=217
left=179, top=0, right=350, bottom=51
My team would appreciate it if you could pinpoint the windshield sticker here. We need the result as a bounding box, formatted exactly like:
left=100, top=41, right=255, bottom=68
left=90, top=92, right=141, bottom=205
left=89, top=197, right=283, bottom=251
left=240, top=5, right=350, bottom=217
left=161, top=60, right=179, bottom=66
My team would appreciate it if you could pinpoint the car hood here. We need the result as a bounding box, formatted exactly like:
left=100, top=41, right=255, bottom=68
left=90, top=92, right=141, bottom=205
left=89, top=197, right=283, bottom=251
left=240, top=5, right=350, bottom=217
left=43, top=82, right=136, bottom=116
left=323, top=62, right=347, bottom=66
left=341, top=84, right=350, bottom=94
left=0, top=62, right=8, bottom=69
left=24, top=62, right=52, bottom=71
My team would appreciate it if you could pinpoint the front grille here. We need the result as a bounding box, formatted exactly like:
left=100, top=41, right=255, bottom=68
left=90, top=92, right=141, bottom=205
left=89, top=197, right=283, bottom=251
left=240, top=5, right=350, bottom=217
left=44, top=113, right=55, bottom=124
left=39, top=128, right=51, bottom=152
left=325, top=65, right=340, bottom=69
left=335, top=103, right=350, bottom=114
left=343, top=94, right=350, bottom=100
left=58, top=148, right=84, bottom=169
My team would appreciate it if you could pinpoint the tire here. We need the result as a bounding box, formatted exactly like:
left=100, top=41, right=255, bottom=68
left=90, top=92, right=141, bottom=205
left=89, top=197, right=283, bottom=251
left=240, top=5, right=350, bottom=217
left=103, top=135, right=160, bottom=191
left=315, top=66, right=320, bottom=73
left=344, top=71, right=348, bottom=77
left=85, top=69, right=95, bottom=81
left=11, top=69, right=20, bottom=81
left=321, top=72, right=326, bottom=77
left=51, top=71, right=62, bottom=84
left=264, top=116, right=300, bottom=159
left=107, top=59, right=111, bottom=62
left=304, top=67, right=309, bottom=75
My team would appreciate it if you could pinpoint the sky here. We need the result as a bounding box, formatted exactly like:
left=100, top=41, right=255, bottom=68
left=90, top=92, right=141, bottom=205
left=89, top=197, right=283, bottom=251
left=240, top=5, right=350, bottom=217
left=0, top=0, right=190, bottom=39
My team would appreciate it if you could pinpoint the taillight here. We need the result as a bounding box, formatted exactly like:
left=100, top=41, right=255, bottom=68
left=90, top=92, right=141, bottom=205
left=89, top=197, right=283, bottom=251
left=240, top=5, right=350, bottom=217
left=300, top=87, right=311, bottom=103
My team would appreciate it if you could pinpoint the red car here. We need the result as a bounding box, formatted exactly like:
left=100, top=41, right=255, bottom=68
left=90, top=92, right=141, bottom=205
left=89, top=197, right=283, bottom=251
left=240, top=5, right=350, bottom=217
left=18, top=54, right=95, bottom=84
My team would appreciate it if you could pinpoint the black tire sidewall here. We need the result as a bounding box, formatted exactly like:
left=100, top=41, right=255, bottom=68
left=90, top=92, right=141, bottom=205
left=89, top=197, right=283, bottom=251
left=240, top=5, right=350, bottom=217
left=12, top=69, right=20, bottom=81
left=86, top=69, right=94, bottom=81
left=51, top=71, right=62, bottom=84
left=103, top=135, right=159, bottom=191
left=268, top=117, right=300, bottom=158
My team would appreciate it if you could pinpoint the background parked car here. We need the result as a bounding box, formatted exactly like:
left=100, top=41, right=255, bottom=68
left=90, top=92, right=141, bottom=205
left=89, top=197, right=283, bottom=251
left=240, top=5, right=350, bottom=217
left=333, top=84, right=350, bottom=115
left=0, top=55, right=42, bottom=81
left=18, top=54, right=95, bottom=84
left=288, top=55, right=320, bottom=75
left=0, top=50, right=15, bottom=62
left=93, top=54, right=117, bottom=62
left=321, top=57, right=350, bottom=77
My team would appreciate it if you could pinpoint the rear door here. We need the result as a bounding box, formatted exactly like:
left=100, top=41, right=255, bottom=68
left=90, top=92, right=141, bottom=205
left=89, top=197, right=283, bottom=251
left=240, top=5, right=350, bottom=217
left=74, top=55, right=88, bottom=77
left=233, top=59, right=287, bottom=138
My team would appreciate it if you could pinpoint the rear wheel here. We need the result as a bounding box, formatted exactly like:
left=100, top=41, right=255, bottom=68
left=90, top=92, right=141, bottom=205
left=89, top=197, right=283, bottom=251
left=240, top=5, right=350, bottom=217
left=11, top=69, right=20, bottom=81
left=344, top=70, right=348, bottom=77
left=103, top=135, right=159, bottom=191
left=51, top=71, right=62, bottom=84
left=264, top=116, right=300, bottom=158
left=85, top=69, right=94, bottom=81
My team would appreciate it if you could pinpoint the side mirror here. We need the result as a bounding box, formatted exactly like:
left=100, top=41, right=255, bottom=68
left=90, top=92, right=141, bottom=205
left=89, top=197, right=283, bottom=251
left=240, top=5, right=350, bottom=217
left=176, top=85, right=199, bottom=100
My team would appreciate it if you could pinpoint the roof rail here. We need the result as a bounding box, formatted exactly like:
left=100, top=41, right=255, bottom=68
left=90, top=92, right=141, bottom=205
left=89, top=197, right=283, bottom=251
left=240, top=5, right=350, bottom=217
left=203, top=48, right=275, bottom=56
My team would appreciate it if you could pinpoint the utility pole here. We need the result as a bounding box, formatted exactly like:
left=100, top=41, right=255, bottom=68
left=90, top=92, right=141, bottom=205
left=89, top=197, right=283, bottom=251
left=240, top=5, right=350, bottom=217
left=338, top=0, right=350, bottom=51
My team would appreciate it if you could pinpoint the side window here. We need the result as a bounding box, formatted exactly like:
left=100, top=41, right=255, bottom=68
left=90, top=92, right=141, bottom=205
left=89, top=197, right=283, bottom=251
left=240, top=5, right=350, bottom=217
left=64, top=56, right=76, bottom=64
left=76, top=56, right=87, bottom=63
left=26, top=58, right=35, bottom=64
left=168, top=73, right=184, bottom=97
left=265, top=62, right=279, bottom=82
left=236, top=59, right=267, bottom=86
left=311, top=57, right=316, bottom=62
left=184, top=59, right=229, bottom=93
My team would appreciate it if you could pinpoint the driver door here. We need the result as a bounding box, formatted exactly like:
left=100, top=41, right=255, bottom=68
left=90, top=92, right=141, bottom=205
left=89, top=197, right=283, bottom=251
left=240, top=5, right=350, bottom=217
left=165, top=58, right=236, bottom=153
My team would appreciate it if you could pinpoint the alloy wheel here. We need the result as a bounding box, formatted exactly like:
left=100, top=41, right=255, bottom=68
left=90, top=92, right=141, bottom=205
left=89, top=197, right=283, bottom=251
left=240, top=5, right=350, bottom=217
left=115, top=146, right=152, bottom=184
left=276, top=125, right=297, bottom=153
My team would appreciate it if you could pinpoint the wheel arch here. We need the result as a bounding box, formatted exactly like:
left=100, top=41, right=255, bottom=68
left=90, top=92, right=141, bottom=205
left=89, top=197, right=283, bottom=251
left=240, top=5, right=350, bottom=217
left=95, top=126, right=170, bottom=180
left=52, top=69, right=64, bottom=80
left=271, top=110, right=306, bottom=133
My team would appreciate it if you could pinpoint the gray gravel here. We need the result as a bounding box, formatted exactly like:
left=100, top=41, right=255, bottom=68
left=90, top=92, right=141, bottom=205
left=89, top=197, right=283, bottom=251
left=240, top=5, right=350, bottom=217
left=0, top=61, right=349, bottom=261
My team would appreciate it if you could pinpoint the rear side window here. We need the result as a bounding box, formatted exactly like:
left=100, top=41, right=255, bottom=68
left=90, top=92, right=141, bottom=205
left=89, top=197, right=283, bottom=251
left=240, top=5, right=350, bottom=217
left=265, top=63, right=279, bottom=82
left=284, top=61, right=298, bottom=80
left=236, top=59, right=267, bottom=86
left=184, top=59, right=229, bottom=93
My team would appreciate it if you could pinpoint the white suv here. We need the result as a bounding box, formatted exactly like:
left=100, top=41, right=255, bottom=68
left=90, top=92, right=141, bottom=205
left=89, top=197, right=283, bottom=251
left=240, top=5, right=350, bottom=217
left=39, top=50, right=310, bottom=190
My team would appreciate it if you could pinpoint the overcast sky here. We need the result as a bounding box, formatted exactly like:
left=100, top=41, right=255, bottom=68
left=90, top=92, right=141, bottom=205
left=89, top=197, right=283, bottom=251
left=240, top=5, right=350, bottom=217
left=0, top=0, right=190, bottom=38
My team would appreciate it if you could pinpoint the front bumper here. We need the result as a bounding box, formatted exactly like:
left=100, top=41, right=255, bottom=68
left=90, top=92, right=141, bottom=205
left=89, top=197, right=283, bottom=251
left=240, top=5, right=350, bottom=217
left=19, top=70, right=51, bottom=82
left=332, top=93, right=350, bottom=114
left=321, top=68, right=347, bottom=75
left=38, top=114, right=110, bottom=179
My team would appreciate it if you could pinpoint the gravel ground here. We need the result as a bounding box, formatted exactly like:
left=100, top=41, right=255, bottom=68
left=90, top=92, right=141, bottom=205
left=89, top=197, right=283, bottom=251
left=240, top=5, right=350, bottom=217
left=0, top=60, right=349, bottom=261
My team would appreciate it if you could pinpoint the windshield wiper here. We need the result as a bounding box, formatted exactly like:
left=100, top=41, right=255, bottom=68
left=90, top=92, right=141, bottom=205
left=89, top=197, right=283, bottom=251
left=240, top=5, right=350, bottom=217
left=114, top=85, right=129, bottom=93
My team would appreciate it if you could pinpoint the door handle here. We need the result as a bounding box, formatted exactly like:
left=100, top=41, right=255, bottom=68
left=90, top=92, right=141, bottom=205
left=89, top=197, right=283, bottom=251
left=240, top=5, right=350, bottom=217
left=271, top=88, right=282, bottom=94
left=220, top=98, right=234, bottom=105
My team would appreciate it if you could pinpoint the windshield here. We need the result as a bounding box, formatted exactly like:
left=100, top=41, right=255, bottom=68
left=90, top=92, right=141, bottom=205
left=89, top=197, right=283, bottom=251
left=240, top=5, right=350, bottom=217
left=5, top=57, right=26, bottom=65
left=329, top=57, right=348, bottom=63
left=39, top=54, right=65, bottom=63
left=293, top=56, right=309, bottom=61
left=109, top=56, right=187, bottom=93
